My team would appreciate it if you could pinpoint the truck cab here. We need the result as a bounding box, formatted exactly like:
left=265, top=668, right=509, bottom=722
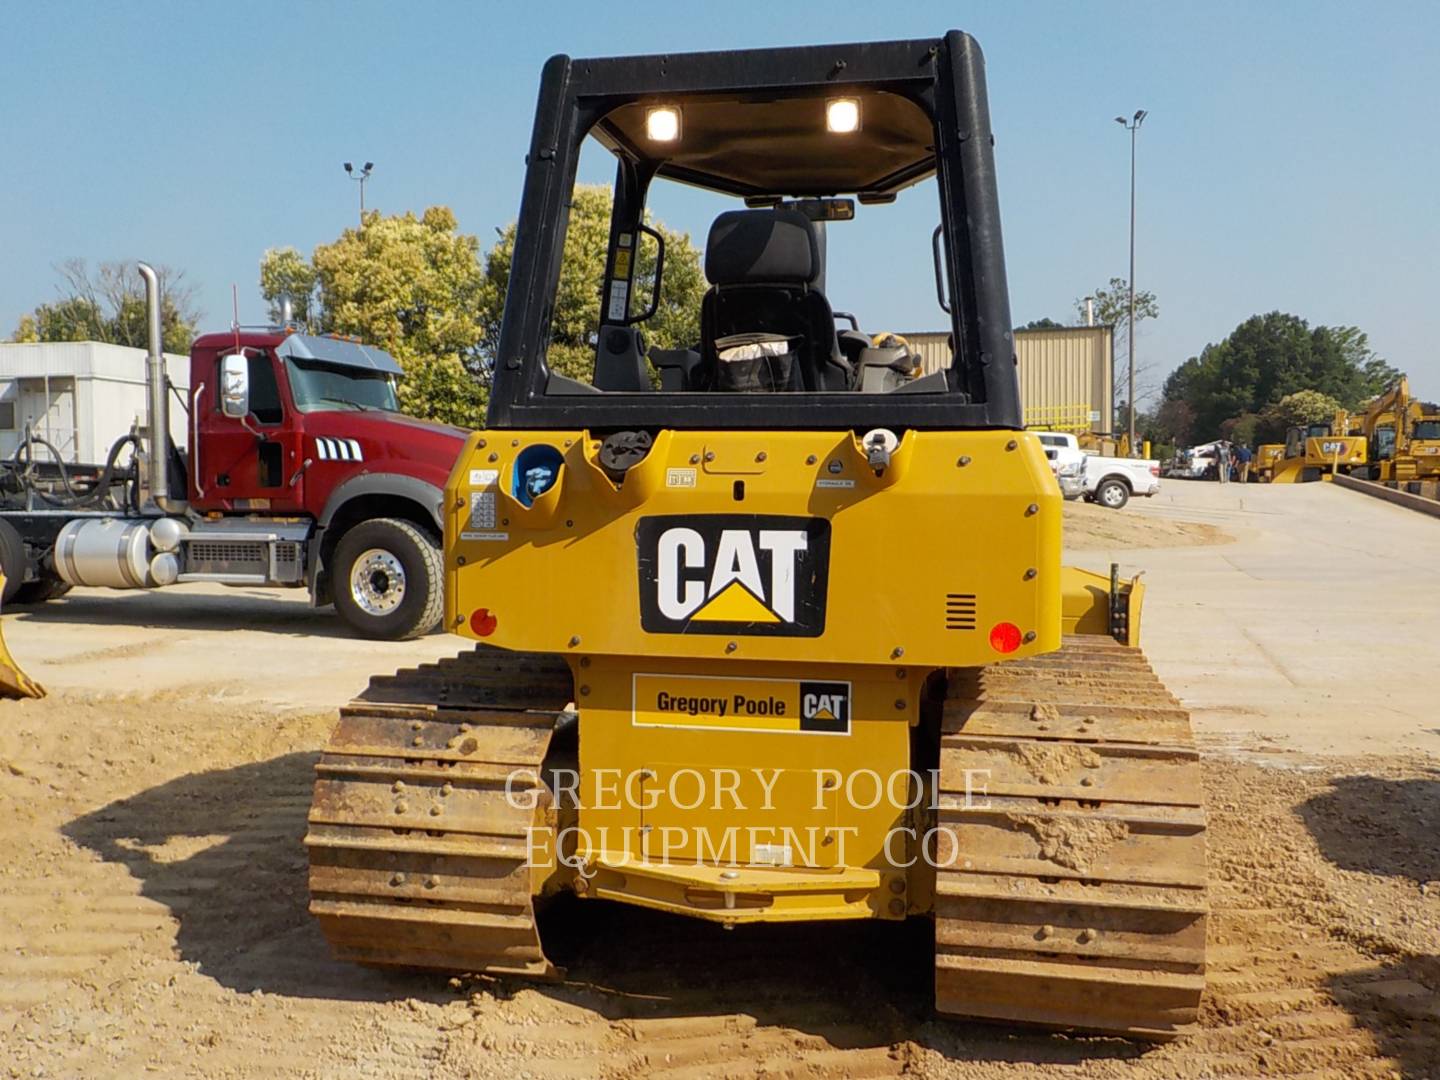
left=1, top=303, right=465, bottom=640
left=178, top=329, right=465, bottom=636
left=1033, top=431, right=1086, bottom=498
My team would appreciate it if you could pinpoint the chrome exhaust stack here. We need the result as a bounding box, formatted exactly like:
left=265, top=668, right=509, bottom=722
left=137, top=262, right=186, bottom=513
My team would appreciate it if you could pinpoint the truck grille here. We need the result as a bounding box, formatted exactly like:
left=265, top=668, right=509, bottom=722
left=945, top=593, right=977, bottom=631
left=187, top=540, right=268, bottom=576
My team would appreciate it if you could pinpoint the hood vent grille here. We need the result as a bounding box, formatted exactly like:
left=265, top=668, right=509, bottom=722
left=945, top=593, right=977, bottom=631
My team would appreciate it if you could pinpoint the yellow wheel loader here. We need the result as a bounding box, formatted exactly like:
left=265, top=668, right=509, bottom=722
left=306, top=32, right=1207, bottom=1039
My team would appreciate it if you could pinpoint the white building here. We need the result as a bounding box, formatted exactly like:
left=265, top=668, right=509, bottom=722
left=0, top=341, right=189, bottom=464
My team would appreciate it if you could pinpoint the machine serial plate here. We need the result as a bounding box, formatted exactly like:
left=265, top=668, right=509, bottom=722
left=632, top=673, right=850, bottom=735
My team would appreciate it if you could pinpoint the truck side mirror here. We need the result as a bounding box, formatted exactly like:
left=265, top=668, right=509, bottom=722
left=220, top=353, right=250, bottom=418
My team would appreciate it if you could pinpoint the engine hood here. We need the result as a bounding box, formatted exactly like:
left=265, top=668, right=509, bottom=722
left=301, top=410, right=468, bottom=482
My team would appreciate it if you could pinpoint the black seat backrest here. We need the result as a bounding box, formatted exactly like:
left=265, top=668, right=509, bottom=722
left=700, top=208, right=851, bottom=391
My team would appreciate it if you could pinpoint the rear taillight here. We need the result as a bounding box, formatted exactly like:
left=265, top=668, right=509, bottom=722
left=1149, top=464, right=1160, bottom=476
left=989, top=622, right=1022, bottom=654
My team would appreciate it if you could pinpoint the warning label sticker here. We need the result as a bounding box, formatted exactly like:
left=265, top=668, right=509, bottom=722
left=468, top=469, right=499, bottom=530
left=607, top=280, right=629, bottom=321
left=632, top=673, right=850, bottom=736
left=469, top=491, right=497, bottom=529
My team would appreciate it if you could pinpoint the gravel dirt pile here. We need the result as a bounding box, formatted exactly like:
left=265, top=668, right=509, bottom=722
left=3, top=684, right=1436, bottom=1079
left=1063, top=499, right=1231, bottom=550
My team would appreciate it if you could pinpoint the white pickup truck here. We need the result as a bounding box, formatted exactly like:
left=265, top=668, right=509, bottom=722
left=1035, top=432, right=1162, bottom=509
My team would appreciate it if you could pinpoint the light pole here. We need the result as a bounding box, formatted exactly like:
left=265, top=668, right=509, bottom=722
left=343, top=161, right=374, bottom=226
left=1114, top=110, right=1146, bottom=453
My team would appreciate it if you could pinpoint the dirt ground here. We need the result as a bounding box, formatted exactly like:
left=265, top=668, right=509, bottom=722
left=2, top=484, right=1437, bottom=1079
left=1062, top=497, right=1231, bottom=550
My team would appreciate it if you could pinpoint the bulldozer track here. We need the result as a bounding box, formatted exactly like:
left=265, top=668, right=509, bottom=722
left=934, top=634, right=1208, bottom=1039
left=306, top=647, right=574, bottom=978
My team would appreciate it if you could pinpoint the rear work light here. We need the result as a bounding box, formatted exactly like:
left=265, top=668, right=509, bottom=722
left=645, top=106, right=681, bottom=142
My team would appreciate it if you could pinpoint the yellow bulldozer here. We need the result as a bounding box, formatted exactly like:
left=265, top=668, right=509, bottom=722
left=1269, top=412, right=1367, bottom=483
left=305, top=33, right=1207, bottom=1039
left=1252, top=443, right=1285, bottom=482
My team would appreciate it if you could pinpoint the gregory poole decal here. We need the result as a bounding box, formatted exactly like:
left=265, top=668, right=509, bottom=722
left=636, top=515, right=830, bottom=636
left=633, top=673, right=851, bottom=735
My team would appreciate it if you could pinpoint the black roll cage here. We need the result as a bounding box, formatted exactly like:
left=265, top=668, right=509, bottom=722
left=486, top=31, right=1021, bottom=432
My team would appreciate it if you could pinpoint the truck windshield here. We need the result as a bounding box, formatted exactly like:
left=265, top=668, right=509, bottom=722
left=286, top=358, right=398, bottom=413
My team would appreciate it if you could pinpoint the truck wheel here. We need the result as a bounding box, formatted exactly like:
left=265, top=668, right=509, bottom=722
left=1096, top=478, right=1130, bottom=509
left=12, top=577, right=71, bottom=605
left=0, top=520, right=26, bottom=604
left=332, top=518, right=443, bottom=640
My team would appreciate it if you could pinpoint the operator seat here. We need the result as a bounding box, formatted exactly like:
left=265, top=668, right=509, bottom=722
left=700, top=208, right=852, bottom=391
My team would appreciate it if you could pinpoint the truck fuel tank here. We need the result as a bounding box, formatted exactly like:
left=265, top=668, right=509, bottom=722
left=54, top=516, right=177, bottom=589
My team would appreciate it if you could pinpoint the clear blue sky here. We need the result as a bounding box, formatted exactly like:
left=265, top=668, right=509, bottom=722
left=3, top=1, right=1437, bottom=402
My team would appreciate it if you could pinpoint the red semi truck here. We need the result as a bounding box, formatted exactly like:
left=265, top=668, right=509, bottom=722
left=0, top=263, right=465, bottom=639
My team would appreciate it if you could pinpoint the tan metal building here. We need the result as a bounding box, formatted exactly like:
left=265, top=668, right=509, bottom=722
left=900, top=325, right=1114, bottom=432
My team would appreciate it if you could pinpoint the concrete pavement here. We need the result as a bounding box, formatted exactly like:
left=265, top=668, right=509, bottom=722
left=1067, top=479, right=1440, bottom=757
left=6, top=478, right=1434, bottom=757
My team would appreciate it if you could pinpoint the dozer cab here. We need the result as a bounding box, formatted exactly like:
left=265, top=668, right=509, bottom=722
left=306, top=32, right=1207, bottom=1039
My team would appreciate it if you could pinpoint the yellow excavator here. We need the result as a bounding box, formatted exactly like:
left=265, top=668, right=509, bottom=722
left=1354, top=377, right=1440, bottom=485
left=306, top=33, right=1206, bottom=1040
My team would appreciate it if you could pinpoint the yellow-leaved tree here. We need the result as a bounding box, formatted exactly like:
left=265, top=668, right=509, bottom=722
left=261, top=207, right=488, bottom=427
left=260, top=189, right=706, bottom=428
left=478, top=184, right=706, bottom=385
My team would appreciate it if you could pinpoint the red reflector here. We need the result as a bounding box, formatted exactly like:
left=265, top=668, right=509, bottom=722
left=989, top=622, right=1022, bottom=654
left=469, top=608, right=498, bottom=637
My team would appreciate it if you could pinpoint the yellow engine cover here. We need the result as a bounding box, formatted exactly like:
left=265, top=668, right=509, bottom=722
left=444, top=429, right=1061, bottom=669
left=1304, top=435, right=1367, bottom=469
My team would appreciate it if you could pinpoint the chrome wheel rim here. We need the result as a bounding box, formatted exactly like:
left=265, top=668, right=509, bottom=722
left=350, top=548, right=406, bottom=616
left=1102, top=485, right=1125, bottom=507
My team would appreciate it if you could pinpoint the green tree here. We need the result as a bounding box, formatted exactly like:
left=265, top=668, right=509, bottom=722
left=478, top=184, right=707, bottom=384
left=1257, top=390, right=1342, bottom=443
left=1076, top=277, right=1159, bottom=334
left=1150, top=397, right=1196, bottom=447
left=1160, top=313, right=1397, bottom=443
left=258, top=246, right=319, bottom=324
left=260, top=208, right=490, bottom=427
left=11, top=259, right=199, bottom=353
left=1016, top=317, right=1065, bottom=331
left=260, top=189, right=706, bottom=427
left=1074, top=278, right=1159, bottom=422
